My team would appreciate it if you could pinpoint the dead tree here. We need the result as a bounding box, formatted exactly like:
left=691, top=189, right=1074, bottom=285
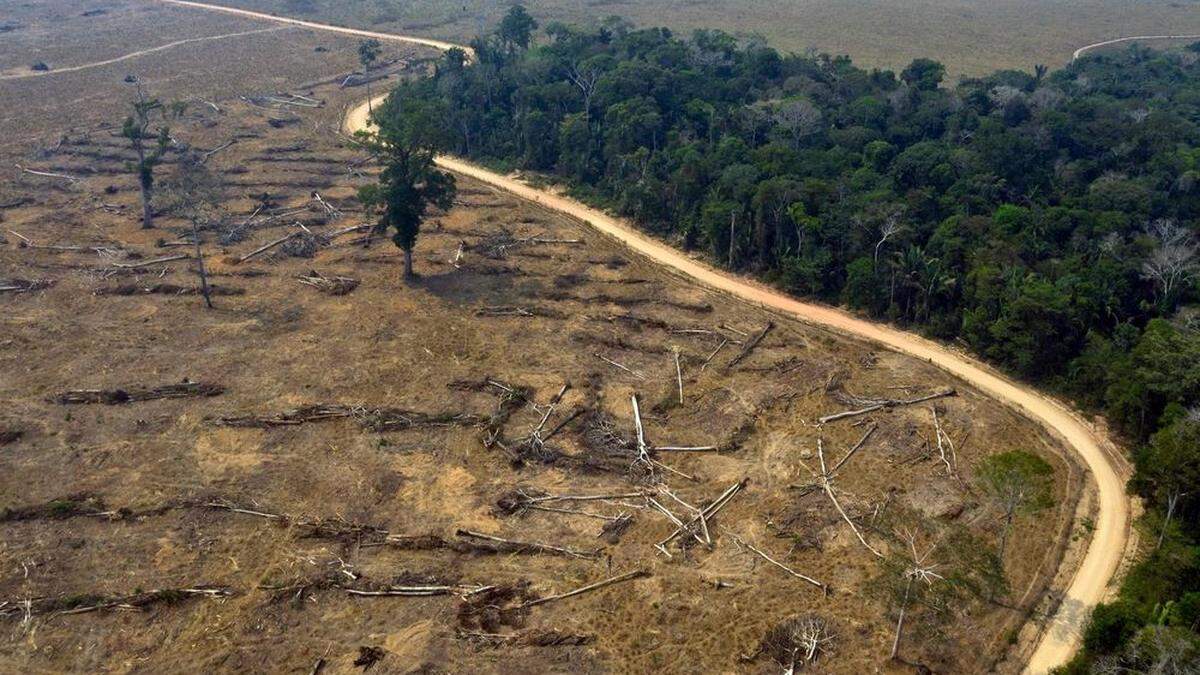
left=792, top=431, right=883, bottom=558
left=889, top=529, right=944, bottom=661
left=726, top=321, right=774, bottom=369
left=567, top=64, right=599, bottom=119
left=755, top=614, right=836, bottom=673
left=819, top=388, right=955, bottom=424
left=930, top=406, right=957, bottom=477
left=874, top=209, right=903, bottom=263
left=1141, top=218, right=1198, bottom=308
left=157, top=151, right=225, bottom=308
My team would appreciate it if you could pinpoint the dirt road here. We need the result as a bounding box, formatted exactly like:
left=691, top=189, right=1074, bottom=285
left=0, top=26, right=289, bottom=80
left=159, top=2, right=1134, bottom=671
left=1073, top=34, right=1200, bottom=60
left=156, top=0, right=465, bottom=52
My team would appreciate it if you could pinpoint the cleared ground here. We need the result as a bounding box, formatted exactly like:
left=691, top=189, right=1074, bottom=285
left=0, top=62, right=1087, bottom=673
left=0, top=0, right=415, bottom=153
left=212, top=0, right=1200, bottom=77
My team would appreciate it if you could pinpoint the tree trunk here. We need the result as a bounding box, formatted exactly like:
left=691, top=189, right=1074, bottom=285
left=191, top=220, right=213, bottom=309
left=891, top=577, right=913, bottom=660
left=403, top=247, right=414, bottom=280
left=365, top=70, right=373, bottom=116
left=728, top=211, right=736, bottom=269
left=998, top=510, right=1014, bottom=560
left=1157, top=491, right=1180, bottom=550
left=140, top=181, right=154, bottom=229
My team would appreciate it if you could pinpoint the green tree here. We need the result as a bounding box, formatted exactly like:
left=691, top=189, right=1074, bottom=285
left=900, top=58, right=945, bottom=91
left=122, top=78, right=177, bottom=229
left=1132, top=417, right=1200, bottom=549
left=977, top=450, right=1054, bottom=558
left=497, top=5, right=537, bottom=53
left=356, top=97, right=457, bottom=280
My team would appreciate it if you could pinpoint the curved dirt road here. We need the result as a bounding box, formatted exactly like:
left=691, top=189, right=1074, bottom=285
left=1073, top=34, right=1200, bottom=60
left=155, top=2, right=1131, bottom=671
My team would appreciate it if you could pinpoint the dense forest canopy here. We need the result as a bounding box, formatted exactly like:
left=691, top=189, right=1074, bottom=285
left=378, top=14, right=1200, bottom=670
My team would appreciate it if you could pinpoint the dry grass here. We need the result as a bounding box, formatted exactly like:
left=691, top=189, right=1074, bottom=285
left=215, top=0, right=1200, bottom=77
left=0, top=6, right=1096, bottom=671
left=0, top=65, right=1085, bottom=673
left=0, top=0, right=425, bottom=153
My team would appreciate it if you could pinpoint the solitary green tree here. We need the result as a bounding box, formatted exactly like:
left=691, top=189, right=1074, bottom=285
left=358, top=39, right=382, bottom=114
left=356, top=97, right=456, bottom=280
left=122, top=77, right=178, bottom=229
left=977, top=450, right=1054, bottom=558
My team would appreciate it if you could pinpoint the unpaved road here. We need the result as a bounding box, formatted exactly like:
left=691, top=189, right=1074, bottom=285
left=0, top=26, right=288, bottom=80
left=1073, top=34, right=1200, bottom=60
left=155, top=2, right=1133, bottom=671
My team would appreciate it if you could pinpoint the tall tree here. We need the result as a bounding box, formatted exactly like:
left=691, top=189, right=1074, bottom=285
left=358, top=39, right=382, bottom=114
left=122, top=77, right=177, bottom=229
left=497, top=5, right=537, bottom=53
left=157, top=152, right=226, bottom=309
left=1131, top=417, right=1200, bottom=549
left=356, top=97, right=456, bottom=280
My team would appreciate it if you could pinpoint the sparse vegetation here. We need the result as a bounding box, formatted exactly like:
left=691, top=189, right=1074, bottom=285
left=6, top=1, right=1198, bottom=672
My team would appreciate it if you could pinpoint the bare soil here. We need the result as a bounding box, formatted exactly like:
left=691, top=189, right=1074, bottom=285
left=0, top=66, right=1084, bottom=674
left=0, top=0, right=418, bottom=154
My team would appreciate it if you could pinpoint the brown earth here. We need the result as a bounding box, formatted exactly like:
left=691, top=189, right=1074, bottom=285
left=0, top=60, right=1084, bottom=674
left=0, top=0, right=421, bottom=154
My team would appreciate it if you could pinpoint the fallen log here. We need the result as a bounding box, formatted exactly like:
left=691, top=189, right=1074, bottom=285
left=0, top=278, right=53, bottom=294
left=345, top=586, right=455, bottom=597
left=15, top=163, right=77, bottom=181
left=213, top=404, right=482, bottom=430
left=726, top=321, right=774, bottom=369
left=296, top=270, right=358, bottom=295
left=656, top=480, right=746, bottom=552
left=457, top=628, right=594, bottom=648
left=455, top=529, right=600, bottom=560
left=0, top=587, right=230, bottom=619
left=521, top=570, right=649, bottom=609
left=236, top=232, right=299, bottom=264
left=818, top=388, right=955, bottom=424
left=52, top=381, right=224, bottom=405
left=96, top=283, right=243, bottom=297
left=200, top=140, right=235, bottom=163
left=110, top=254, right=189, bottom=269
left=724, top=529, right=826, bottom=592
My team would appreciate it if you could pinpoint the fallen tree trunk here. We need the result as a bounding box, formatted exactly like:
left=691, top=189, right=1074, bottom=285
left=52, top=381, right=224, bottom=405
left=521, top=570, right=649, bottom=608
left=726, top=321, right=774, bottom=369
left=819, top=388, right=955, bottom=424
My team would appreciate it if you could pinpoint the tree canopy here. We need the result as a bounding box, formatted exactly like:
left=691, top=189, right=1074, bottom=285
left=355, top=95, right=456, bottom=279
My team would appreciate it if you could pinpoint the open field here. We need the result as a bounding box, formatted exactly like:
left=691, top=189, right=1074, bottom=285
left=211, top=0, right=1200, bottom=77
left=0, top=0, right=421, bottom=153
left=0, top=60, right=1089, bottom=673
